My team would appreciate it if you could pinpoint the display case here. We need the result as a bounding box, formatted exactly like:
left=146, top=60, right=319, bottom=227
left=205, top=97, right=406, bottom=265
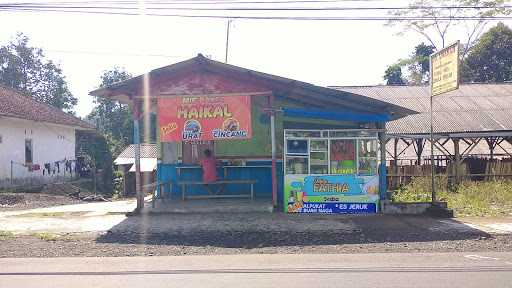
left=283, top=129, right=382, bottom=214
left=309, top=140, right=328, bottom=174
left=284, top=130, right=379, bottom=176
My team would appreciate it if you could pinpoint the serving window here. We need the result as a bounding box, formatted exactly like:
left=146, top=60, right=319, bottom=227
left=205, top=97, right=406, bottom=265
left=284, top=129, right=379, bottom=176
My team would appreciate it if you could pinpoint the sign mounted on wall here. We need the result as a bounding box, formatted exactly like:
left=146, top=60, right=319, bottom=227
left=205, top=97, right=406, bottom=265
left=431, top=41, right=460, bottom=97
left=158, top=95, right=252, bottom=142
left=284, top=174, right=379, bottom=214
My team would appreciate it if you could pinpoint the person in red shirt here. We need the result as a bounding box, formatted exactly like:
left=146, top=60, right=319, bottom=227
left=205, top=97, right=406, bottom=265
left=200, top=149, right=218, bottom=183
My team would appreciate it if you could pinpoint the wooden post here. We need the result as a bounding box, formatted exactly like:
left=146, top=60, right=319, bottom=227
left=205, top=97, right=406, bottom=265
left=453, top=138, right=461, bottom=185
left=415, top=139, right=424, bottom=165
left=393, top=138, right=398, bottom=189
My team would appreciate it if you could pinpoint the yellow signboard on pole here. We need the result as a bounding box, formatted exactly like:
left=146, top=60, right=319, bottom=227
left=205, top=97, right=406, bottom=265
left=431, top=41, right=460, bottom=97
left=428, top=41, right=460, bottom=204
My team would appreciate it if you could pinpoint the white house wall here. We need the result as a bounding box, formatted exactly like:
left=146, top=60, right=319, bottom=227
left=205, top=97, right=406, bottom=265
left=0, top=117, right=76, bottom=187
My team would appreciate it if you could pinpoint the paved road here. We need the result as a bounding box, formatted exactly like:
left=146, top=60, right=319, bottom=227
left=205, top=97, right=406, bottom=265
left=1, top=252, right=512, bottom=288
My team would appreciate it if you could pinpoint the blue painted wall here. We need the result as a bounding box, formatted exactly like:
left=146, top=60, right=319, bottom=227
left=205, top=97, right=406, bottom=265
left=157, top=161, right=284, bottom=206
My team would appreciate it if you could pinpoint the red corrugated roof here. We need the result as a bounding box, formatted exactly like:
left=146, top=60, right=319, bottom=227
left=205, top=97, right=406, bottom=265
left=0, top=85, right=94, bottom=130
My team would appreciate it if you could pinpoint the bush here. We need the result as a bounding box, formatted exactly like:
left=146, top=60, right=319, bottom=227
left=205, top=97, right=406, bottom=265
left=392, top=176, right=448, bottom=202
left=112, top=171, right=123, bottom=199
left=393, top=178, right=512, bottom=217
left=446, top=181, right=512, bottom=217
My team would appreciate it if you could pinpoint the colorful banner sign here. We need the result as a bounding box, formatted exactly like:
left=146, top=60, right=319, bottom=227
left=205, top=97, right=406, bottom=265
left=158, top=96, right=252, bottom=142
left=285, top=174, right=379, bottom=214
left=431, top=41, right=460, bottom=97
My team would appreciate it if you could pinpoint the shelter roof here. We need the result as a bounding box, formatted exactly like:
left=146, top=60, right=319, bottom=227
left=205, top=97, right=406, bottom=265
left=115, top=143, right=158, bottom=161
left=90, top=54, right=415, bottom=121
left=331, top=84, right=512, bottom=137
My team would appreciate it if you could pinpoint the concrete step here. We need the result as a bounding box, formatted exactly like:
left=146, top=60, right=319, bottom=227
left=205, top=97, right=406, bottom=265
left=425, top=205, right=454, bottom=218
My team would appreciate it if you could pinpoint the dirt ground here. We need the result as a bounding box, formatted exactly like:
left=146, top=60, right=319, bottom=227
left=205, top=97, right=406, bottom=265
left=1, top=230, right=511, bottom=258
left=0, top=193, right=82, bottom=211
left=2, top=195, right=512, bottom=258
left=1, top=213, right=512, bottom=258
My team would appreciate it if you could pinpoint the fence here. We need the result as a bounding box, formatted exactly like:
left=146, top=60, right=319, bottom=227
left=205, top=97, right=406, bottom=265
left=387, top=158, right=512, bottom=190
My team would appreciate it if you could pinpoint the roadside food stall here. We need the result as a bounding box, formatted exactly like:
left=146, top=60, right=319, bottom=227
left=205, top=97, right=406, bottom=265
left=89, top=54, right=414, bottom=213
left=284, top=129, right=380, bottom=214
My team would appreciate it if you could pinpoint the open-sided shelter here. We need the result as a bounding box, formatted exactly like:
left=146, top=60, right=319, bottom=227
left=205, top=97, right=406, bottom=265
left=332, top=84, right=512, bottom=183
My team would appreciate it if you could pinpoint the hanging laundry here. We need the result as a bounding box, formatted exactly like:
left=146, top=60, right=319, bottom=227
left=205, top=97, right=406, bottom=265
left=44, top=163, right=51, bottom=176
left=65, top=161, right=72, bottom=173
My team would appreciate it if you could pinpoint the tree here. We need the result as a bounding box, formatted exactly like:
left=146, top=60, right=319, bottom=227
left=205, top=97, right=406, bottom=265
left=0, top=33, right=77, bottom=112
left=387, top=0, right=511, bottom=56
left=462, top=22, right=512, bottom=82
left=383, top=42, right=435, bottom=85
left=384, top=64, right=407, bottom=85
left=87, top=68, right=133, bottom=157
left=407, top=43, right=436, bottom=84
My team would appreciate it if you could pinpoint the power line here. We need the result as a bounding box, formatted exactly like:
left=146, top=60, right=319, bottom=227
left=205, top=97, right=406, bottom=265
left=2, top=7, right=512, bottom=21
left=0, top=0, right=379, bottom=6
left=45, top=48, right=185, bottom=58
left=2, top=3, right=511, bottom=10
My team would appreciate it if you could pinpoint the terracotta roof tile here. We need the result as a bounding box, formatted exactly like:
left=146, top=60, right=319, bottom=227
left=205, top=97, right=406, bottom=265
left=0, top=85, right=94, bottom=130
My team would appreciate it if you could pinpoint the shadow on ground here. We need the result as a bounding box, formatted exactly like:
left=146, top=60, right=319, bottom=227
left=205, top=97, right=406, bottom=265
left=96, top=213, right=490, bottom=249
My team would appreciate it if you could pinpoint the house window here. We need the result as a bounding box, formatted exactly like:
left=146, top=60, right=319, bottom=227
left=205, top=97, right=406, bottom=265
left=25, top=139, right=33, bottom=164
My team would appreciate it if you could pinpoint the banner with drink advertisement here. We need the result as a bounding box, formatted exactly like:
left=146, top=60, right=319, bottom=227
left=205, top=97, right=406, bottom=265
left=284, top=174, right=379, bottom=214
left=158, top=95, right=252, bottom=142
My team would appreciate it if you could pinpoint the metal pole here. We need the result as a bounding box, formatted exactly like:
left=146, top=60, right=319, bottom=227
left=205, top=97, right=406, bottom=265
left=269, top=94, right=278, bottom=209
left=378, top=124, right=387, bottom=201
left=270, top=111, right=277, bottom=208
left=133, top=101, right=143, bottom=211
left=225, top=19, right=232, bottom=63
left=430, top=82, right=436, bottom=203
left=10, top=160, right=13, bottom=185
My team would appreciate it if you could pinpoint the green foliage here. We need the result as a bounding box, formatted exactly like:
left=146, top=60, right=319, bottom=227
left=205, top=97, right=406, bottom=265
left=32, top=232, right=58, bottom=241
left=392, top=176, right=449, bottom=202
left=393, top=178, right=512, bottom=217
left=112, top=170, right=124, bottom=199
left=462, top=22, right=512, bottom=83
left=446, top=180, right=512, bottom=217
left=0, top=33, right=77, bottom=112
left=387, top=0, right=511, bottom=54
left=76, top=132, right=114, bottom=194
left=0, top=230, right=14, bottom=240
left=87, top=67, right=134, bottom=157
left=408, top=43, right=436, bottom=84
left=384, top=64, right=406, bottom=85
left=82, top=68, right=135, bottom=195
left=384, top=43, right=436, bottom=85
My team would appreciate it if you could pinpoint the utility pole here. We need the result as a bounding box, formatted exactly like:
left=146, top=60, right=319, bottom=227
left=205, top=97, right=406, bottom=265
left=225, top=19, right=232, bottom=63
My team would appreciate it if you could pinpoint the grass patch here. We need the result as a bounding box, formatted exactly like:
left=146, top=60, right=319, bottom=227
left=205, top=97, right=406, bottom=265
left=393, top=178, right=512, bottom=217
left=0, top=230, right=14, bottom=240
left=32, top=232, right=58, bottom=241
left=13, top=211, right=88, bottom=218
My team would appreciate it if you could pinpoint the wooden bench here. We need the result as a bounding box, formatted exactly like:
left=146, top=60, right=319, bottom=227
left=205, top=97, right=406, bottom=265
left=142, top=181, right=172, bottom=208
left=177, top=179, right=257, bottom=201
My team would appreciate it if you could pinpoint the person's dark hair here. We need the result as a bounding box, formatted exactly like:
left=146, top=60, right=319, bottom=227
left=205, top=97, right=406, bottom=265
left=204, top=149, right=212, bottom=157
